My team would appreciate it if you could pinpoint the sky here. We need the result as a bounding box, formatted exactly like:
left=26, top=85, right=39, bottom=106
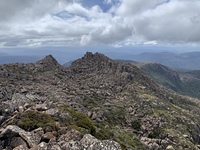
left=0, top=0, right=200, bottom=62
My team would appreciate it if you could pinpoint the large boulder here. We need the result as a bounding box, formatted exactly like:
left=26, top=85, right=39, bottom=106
left=0, top=125, right=41, bottom=149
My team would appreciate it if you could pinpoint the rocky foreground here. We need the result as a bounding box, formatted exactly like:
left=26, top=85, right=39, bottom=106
left=1, top=52, right=200, bottom=149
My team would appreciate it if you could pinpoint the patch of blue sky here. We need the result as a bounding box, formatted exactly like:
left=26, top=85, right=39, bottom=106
left=79, top=0, right=112, bottom=12
left=53, top=11, right=73, bottom=19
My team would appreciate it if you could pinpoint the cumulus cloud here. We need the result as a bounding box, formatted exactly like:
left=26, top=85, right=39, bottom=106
left=0, top=0, right=200, bottom=48
left=113, top=0, right=200, bottom=44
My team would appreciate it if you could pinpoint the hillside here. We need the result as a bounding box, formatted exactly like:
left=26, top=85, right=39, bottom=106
left=1, top=52, right=200, bottom=149
left=134, top=62, right=200, bottom=99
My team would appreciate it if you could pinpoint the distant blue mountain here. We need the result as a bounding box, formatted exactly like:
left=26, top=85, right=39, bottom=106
left=0, top=55, right=43, bottom=64
left=129, top=51, right=200, bottom=70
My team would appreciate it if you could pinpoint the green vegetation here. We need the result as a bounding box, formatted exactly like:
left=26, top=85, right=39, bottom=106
left=113, top=128, right=145, bottom=150
left=131, top=120, right=141, bottom=131
left=103, top=106, right=126, bottom=125
left=94, top=128, right=114, bottom=140
left=17, top=110, right=56, bottom=131
left=60, top=105, right=96, bottom=135
left=60, top=105, right=145, bottom=149
left=148, top=128, right=162, bottom=139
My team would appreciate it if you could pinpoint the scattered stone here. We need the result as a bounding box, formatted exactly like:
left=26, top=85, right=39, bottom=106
left=13, top=144, right=29, bottom=150
left=33, top=127, right=44, bottom=137
left=42, top=132, right=55, bottom=143
left=166, top=145, right=175, bottom=150
left=58, top=129, right=83, bottom=142
left=81, top=134, right=122, bottom=150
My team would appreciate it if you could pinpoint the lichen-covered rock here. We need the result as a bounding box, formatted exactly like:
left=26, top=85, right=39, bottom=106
left=10, top=136, right=28, bottom=149
left=166, top=145, right=175, bottom=150
left=58, top=129, right=83, bottom=142
left=80, top=134, right=122, bottom=150
left=13, top=144, right=29, bottom=150
left=33, top=127, right=44, bottom=137
left=0, top=87, right=12, bottom=101
left=0, top=125, right=41, bottom=148
left=41, top=132, right=55, bottom=143
left=51, top=145, right=62, bottom=150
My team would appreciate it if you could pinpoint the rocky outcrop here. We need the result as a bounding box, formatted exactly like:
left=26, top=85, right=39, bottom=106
left=0, top=125, right=121, bottom=150
left=0, top=87, right=12, bottom=102
left=34, top=55, right=60, bottom=72
left=0, top=52, right=200, bottom=149
left=0, top=125, right=40, bottom=149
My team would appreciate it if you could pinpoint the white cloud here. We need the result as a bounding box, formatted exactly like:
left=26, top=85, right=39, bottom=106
left=0, top=0, right=200, bottom=48
left=132, top=0, right=200, bottom=43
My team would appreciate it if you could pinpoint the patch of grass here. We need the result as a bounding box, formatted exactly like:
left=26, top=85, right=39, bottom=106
left=94, top=129, right=114, bottom=140
left=112, top=128, right=145, bottom=150
left=103, top=106, right=126, bottom=125
left=17, top=110, right=56, bottom=131
left=131, top=120, right=141, bottom=131
left=148, top=128, right=162, bottom=139
left=60, top=106, right=96, bottom=135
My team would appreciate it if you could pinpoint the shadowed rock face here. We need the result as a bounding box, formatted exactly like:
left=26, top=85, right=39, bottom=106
left=0, top=52, right=200, bottom=149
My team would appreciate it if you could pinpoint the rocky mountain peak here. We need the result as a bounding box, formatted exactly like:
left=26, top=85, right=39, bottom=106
left=82, top=52, right=110, bottom=62
left=35, top=55, right=60, bottom=71
left=36, top=55, right=58, bottom=66
left=70, top=52, right=114, bottom=74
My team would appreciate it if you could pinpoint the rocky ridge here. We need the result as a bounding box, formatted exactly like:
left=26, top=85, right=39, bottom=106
left=0, top=52, right=200, bottom=149
left=135, top=62, right=200, bottom=99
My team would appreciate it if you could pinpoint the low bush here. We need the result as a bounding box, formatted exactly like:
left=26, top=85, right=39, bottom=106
left=17, top=110, right=56, bottom=131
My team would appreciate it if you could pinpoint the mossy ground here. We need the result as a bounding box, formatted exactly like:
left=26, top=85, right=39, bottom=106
left=15, top=110, right=56, bottom=131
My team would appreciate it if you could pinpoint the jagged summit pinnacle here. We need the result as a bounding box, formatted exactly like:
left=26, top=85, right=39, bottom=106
left=70, top=52, right=113, bottom=73
left=82, top=52, right=111, bottom=62
left=36, top=55, right=58, bottom=65
left=35, top=54, right=60, bottom=71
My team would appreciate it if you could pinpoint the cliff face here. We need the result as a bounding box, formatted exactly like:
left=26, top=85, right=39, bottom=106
left=0, top=52, right=200, bottom=149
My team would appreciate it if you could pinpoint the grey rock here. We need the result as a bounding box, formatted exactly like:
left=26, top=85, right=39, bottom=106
left=13, top=144, right=29, bottom=150
left=0, top=116, right=5, bottom=124
left=58, top=129, right=82, bottom=142
left=80, top=134, right=122, bottom=150
left=166, top=145, right=175, bottom=150
left=41, top=132, right=55, bottom=143
left=10, top=136, right=28, bottom=149
left=38, top=142, right=48, bottom=150
left=46, top=108, right=59, bottom=116
left=51, top=145, right=62, bottom=150
left=60, top=141, right=83, bottom=150
left=0, top=125, right=41, bottom=148
left=0, top=87, right=12, bottom=101
left=35, top=103, right=48, bottom=111
left=33, top=127, right=44, bottom=137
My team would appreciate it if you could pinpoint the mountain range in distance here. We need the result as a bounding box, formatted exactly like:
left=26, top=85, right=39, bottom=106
left=2, top=50, right=200, bottom=70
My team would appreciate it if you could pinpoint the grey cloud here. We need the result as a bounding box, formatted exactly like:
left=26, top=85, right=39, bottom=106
left=0, top=0, right=73, bottom=23
left=0, top=0, right=200, bottom=48
left=0, top=0, right=32, bottom=20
